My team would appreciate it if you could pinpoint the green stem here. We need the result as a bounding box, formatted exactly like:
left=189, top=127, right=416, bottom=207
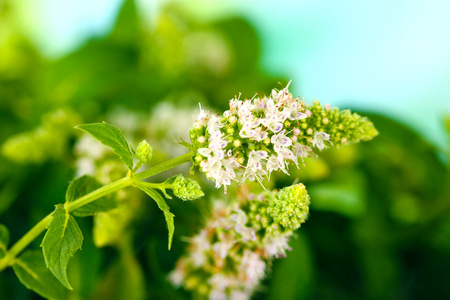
left=137, top=182, right=171, bottom=189
left=0, top=215, right=52, bottom=271
left=65, top=177, right=131, bottom=213
left=132, top=151, right=193, bottom=181
left=0, top=151, right=193, bottom=271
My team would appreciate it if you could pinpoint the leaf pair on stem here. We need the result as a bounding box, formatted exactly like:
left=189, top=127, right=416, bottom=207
left=1, top=122, right=200, bottom=299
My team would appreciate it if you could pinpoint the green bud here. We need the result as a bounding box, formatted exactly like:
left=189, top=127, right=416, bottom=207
left=268, top=183, right=310, bottom=230
left=173, top=176, right=204, bottom=201
left=136, top=140, right=153, bottom=164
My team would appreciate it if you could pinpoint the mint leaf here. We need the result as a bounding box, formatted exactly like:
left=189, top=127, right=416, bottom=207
left=0, top=224, right=9, bottom=259
left=41, top=204, right=83, bottom=290
left=75, top=122, right=134, bottom=169
left=66, top=175, right=117, bottom=217
left=163, top=212, right=175, bottom=251
left=12, top=250, right=67, bottom=300
left=136, top=183, right=175, bottom=250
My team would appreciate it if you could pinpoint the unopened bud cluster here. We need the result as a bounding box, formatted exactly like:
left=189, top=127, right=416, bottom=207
left=172, top=176, right=204, bottom=201
left=189, top=83, right=378, bottom=192
left=136, top=140, right=153, bottom=164
left=169, top=184, right=310, bottom=300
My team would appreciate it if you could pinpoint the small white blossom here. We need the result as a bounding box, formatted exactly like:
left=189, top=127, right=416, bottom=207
left=260, top=113, right=283, bottom=133
left=264, top=235, right=292, bottom=258
left=312, top=131, right=332, bottom=150
left=190, top=230, right=211, bottom=267
left=230, top=209, right=256, bottom=242
left=230, top=291, right=251, bottom=300
left=212, top=239, right=234, bottom=259
left=169, top=263, right=186, bottom=287
left=194, top=104, right=211, bottom=128
left=271, top=130, right=292, bottom=148
left=240, top=250, right=266, bottom=283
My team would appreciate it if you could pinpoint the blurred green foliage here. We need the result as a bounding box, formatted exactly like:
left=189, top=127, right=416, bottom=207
left=0, top=0, right=449, bottom=299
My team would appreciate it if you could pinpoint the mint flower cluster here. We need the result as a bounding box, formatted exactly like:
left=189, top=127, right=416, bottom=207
left=169, top=184, right=310, bottom=300
left=189, top=84, right=378, bottom=192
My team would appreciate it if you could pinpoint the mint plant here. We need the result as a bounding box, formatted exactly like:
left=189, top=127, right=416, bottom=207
left=0, top=84, right=377, bottom=300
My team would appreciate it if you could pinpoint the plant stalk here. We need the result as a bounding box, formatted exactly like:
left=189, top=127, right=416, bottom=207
left=0, top=151, right=193, bottom=271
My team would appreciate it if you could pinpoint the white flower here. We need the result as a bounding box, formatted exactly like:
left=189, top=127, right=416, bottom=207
left=207, top=114, right=224, bottom=134
left=293, top=143, right=314, bottom=158
left=190, top=230, right=211, bottom=267
left=252, top=127, right=268, bottom=142
left=229, top=98, right=242, bottom=114
left=264, top=234, right=292, bottom=258
left=266, top=155, right=289, bottom=177
left=168, top=263, right=186, bottom=287
left=209, top=274, right=235, bottom=298
left=271, top=130, right=292, bottom=148
left=253, top=97, right=268, bottom=112
left=230, top=209, right=256, bottom=242
left=312, top=131, right=332, bottom=150
left=199, top=148, right=224, bottom=178
left=194, top=104, right=211, bottom=128
left=230, top=291, right=251, bottom=300
left=208, top=131, right=228, bottom=149
left=75, top=157, right=96, bottom=177
left=239, top=250, right=266, bottom=283
left=214, top=170, right=233, bottom=192
left=238, top=100, right=254, bottom=121
left=260, top=113, right=283, bottom=133
left=243, top=150, right=268, bottom=183
left=222, top=155, right=240, bottom=175
left=239, top=119, right=260, bottom=139
left=209, top=290, right=227, bottom=300
left=274, top=145, right=298, bottom=168
left=247, top=150, right=268, bottom=166
left=76, top=135, right=107, bottom=159
left=212, top=239, right=234, bottom=259
left=277, top=107, right=291, bottom=122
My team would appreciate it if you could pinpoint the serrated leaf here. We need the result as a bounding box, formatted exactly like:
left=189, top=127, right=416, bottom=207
left=75, top=122, right=134, bottom=169
left=65, top=175, right=117, bottom=217
left=12, top=250, right=67, bottom=300
left=136, top=183, right=175, bottom=250
left=41, top=204, right=83, bottom=290
left=163, top=212, right=175, bottom=250
left=0, top=224, right=9, bottom=259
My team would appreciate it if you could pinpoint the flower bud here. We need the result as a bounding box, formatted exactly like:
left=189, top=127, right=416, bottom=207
left=136, top=140, right=153, bottom=164
left=268, top=183, right=310, bottom=230
left=173, top=176, right=204, bottom=201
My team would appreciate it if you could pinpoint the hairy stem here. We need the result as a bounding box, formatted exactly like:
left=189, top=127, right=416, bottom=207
left=0, top=151, right=193, bottom=271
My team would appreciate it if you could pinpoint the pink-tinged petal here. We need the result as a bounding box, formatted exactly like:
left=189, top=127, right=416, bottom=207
left=273, top=123, right=283, bottom=132
left=198, top=148, right=211, bottom=157
left=296, top=112, right=308, bottom=120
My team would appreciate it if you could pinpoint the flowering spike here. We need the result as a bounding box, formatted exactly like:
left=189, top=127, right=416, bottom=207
left=189, top=83, right=378, bottom=192
left=169, top=184, right=311, bottom=299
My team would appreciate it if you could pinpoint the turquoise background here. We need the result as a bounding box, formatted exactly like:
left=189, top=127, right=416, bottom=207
left=12, top=0, right=450, bottom=151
